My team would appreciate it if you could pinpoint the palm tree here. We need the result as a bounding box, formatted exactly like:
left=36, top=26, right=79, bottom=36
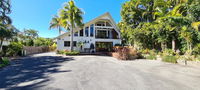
left=49, top=15, right=63, bottom=35
left=0, top=0, right=12, bottom=24
left=59, top=0, right=83, bottom=51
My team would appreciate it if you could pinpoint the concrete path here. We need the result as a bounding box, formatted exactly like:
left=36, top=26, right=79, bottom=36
left=0, top=52, right=200, bottom=90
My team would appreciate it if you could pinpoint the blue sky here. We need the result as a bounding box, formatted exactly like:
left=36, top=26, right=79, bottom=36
left=10, top=0, right=127, bottom=38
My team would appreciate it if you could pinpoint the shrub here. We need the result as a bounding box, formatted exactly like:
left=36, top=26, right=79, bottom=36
left=192, top=44, right=200, bottom=55
left=162, top=49, right=176, bottom=56
left=6, top=42, right=23, bottom=56
left=146, top=54, right=157, bottom=60
left=162, top=55, right=177, bottom=63
left=112, top=47, right=139, bottom=60
left=0, top=57, right=10, bottom=67
left=56, top=50, right=65, bottom=54
left=49, top=43, right=57, bottom=51
left=65, top=51, right=80, bottom=55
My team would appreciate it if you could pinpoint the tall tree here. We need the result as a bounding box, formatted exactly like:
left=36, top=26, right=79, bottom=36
left=0, top=0, right=11, bottom=24
left=24, top=29, right=38, bottom=39
left=0, top=24, right=15, bottom=51
left=59, top=0, right=83, bottom=51
left=49, top=15, right=63, bottom=35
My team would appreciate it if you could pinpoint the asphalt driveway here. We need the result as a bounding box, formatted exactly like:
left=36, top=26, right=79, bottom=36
left=0, top=52, right=200, bottom=90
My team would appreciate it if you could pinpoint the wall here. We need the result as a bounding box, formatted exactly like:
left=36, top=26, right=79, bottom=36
left=57, top=36, right=121, bottom=52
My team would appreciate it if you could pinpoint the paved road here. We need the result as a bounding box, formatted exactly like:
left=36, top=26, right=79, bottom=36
left=0, top=52, right=200, bottom=90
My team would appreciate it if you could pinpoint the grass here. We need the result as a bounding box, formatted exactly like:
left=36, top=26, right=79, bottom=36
left=162, top=55, right=177, bottom=63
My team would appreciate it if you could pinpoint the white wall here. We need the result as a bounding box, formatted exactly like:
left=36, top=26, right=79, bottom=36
left=57, top=36, right=121, bottom=52
left=2, top=41, right=10, bottom=46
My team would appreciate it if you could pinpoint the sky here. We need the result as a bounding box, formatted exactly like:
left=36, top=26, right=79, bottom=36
left=10, top=0, right=127, bottom=38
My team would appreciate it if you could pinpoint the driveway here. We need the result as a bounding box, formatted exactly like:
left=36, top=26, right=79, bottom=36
left=0, top=52, right=200, bottom=90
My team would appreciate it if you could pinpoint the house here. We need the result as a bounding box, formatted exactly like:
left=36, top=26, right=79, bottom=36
left=55, top=12, right=121, bottom=52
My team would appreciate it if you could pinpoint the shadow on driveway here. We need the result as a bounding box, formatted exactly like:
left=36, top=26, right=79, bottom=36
left=0, top=55, right=74, bottom=90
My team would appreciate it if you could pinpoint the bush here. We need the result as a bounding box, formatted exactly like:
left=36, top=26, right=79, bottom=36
left=56, top=50, right=66, bottom=54
left=65, top=51, right=80, bottom=55
left=146, top=54, right=157, bottom=60
left=6, top=42, right=23, bottom=56
left=192, top=44, right=200, bottom=55
left=162, top=55, right=177, bottom=63
left=112, top=47, right=139, bottom=60
left=0, top=57, right=10, bottom=68
left=49, top=43, right=57, bottom=51
left=162, top=49, right=176, bottom=56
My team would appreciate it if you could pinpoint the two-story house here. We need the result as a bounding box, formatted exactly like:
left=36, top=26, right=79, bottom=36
left=55, top=12, right=121, bottom=52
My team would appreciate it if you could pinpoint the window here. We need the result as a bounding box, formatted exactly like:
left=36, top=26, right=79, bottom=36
left=64, top=41, right=77, bottom=47
left=64, top=41, right=70, bottom=47
left=85, top=27, right=89, bottom=37
left=96, top=30, right=107, bottom=38
left=74, top=32, right=78, bottom=37
left=80, top=29, right=83, bottom=36
left=90, top=24, right=94, bottom=37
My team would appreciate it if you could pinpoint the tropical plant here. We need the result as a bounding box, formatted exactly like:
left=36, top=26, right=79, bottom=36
left=49, top=15, right=63, bottom=35
left=24, top=29, right=38, bottom=39
left=0, top=0, right=11, bottom=24
left=6, top=42, right=23, bottom=56
left=119, top=0, right=200, bottom=55
left=58, top=0, right=84, bottom=51
left=0, top=24, right=15, bottom=52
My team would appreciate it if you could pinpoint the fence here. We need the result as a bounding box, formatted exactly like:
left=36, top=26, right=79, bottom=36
left=23, top=46, right=49, bottom=55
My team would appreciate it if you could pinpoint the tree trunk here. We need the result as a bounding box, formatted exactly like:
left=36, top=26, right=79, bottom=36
left=70, top=26, right=74, bottom=52
left=187, top=41, right=190, bottom=51
left=0, top=38, right=4, bottom=52
left=59, top=27, right=61, bottom=35
left=172, top=39, right=175, bottom=51
left=161, top=42, right=165, bottom=51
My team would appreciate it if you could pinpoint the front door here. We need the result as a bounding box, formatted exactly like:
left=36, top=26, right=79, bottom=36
left=95, top=42, right=113, bottom=52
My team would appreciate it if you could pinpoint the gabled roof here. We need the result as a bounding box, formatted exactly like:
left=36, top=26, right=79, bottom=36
left=55, top=12, right=120, bottom=39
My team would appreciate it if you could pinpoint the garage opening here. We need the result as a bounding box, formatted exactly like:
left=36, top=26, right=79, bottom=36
left=95, top=42, right=113, bottom=52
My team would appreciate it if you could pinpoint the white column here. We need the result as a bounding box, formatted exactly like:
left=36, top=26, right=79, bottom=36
left=89, top=25, right=90, bottom=37
left=106, top=30, right=108, bottom=37
left=94, top=25, right=96, bottom=38
left=83, top=27, right=85, bottom=37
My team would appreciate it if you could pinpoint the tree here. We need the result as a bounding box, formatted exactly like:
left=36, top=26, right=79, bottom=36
left=0, top=24, right=15, bottom=51
left=49, top=15, right=63, bottom=35
left=24, top=29, right=38, bottom=39
left=0, top=0, right=11, bottom=24
left=59, top=0, right=83, bottom=51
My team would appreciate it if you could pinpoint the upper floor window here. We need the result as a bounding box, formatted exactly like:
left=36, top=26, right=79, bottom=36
left=90, top=24, right=94, bottom=37
left=80, top=29, right=83, bottom=36
left=85, top=27, right=89, bottom=37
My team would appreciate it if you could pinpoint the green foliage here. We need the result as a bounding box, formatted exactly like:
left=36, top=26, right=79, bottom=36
left=119, top=0, right=200, bottom=55
left=162, top=55, right=178, bottom=63
left=53, top=0, right=83, bottom=51
left=6, top=42, right=23, bottom=56
left=56, top=50, right=66, bottom=54
left=34, top=37, right=53, bottom=46
left=0, top=24, right=16, bottom=51
left=49, top=43, right=57, bottom=51
left=192, top=44, right=200, bottom=55
left=0, top=0, right=12, bottom=24
left=146, top=54, right=157, bottom=60
left=0, top=57, right=10, bottom=67
left=162, top=49, right=176, bottom=56
left=65, top=51, right=80, bottom=55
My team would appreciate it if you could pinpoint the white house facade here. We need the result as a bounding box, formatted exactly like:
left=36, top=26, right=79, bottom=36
left=55, top=12, right=121, bottom=52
